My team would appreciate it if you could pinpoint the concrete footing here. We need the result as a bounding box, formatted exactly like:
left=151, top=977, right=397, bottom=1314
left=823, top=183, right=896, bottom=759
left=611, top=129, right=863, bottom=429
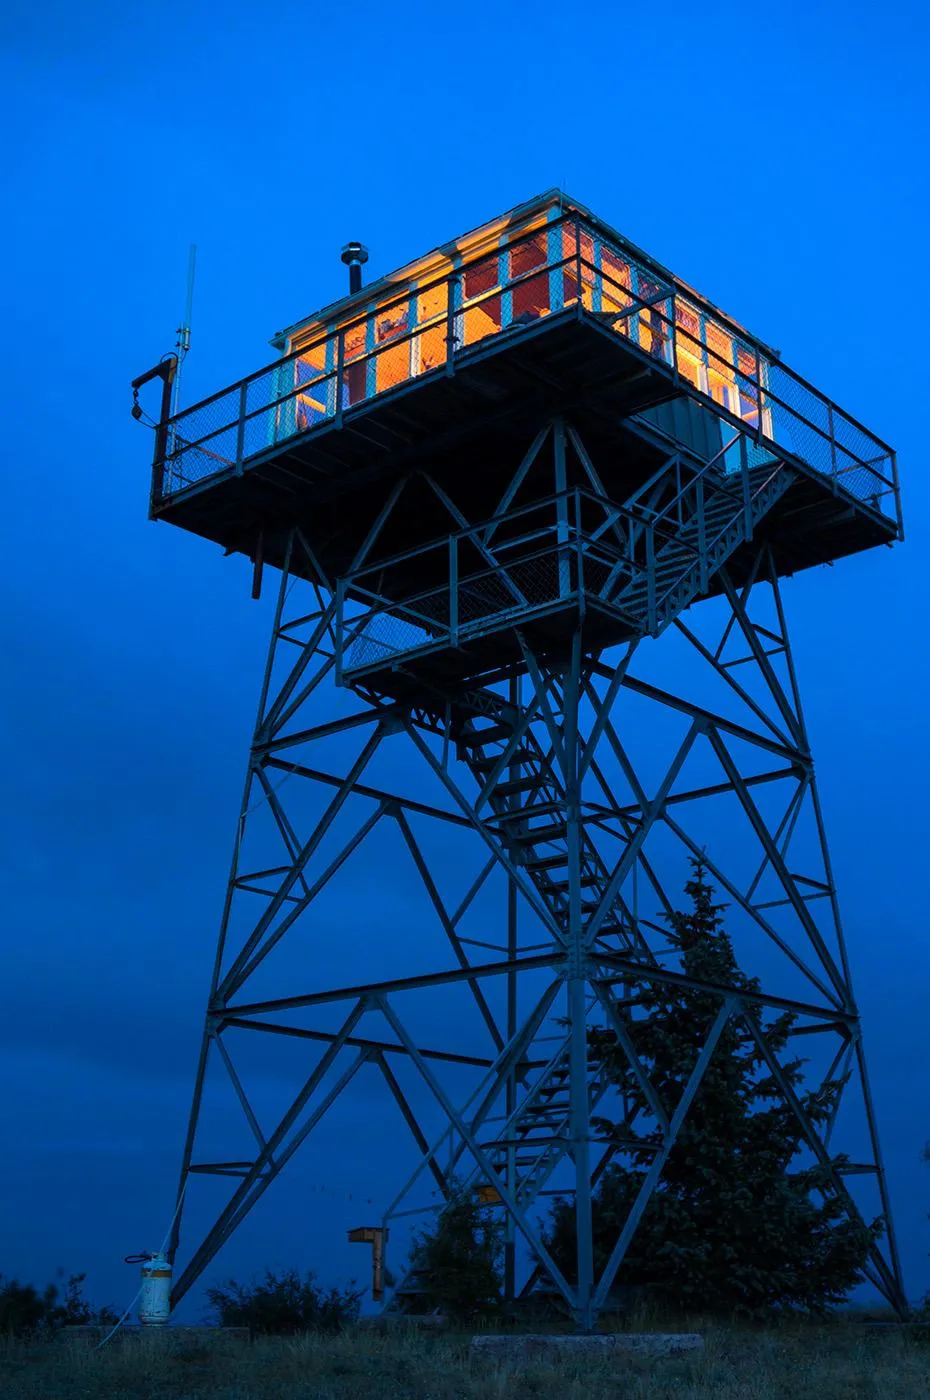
left=358, top=1314, right=449, bottom=1333
left=62, top=1326, right=250, bottom=1346
left=470, top=1333, right=704, bottom=1359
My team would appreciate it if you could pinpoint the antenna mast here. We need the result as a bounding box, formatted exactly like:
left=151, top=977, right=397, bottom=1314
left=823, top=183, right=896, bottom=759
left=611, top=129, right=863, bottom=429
left=171, top=244, right=197, bottom=418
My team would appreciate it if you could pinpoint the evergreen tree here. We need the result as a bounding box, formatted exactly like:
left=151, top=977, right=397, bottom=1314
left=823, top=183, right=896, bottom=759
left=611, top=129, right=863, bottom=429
left=545, top=860, right=880, bottom=1317
left=402, top=1188, right=504, bottom=1321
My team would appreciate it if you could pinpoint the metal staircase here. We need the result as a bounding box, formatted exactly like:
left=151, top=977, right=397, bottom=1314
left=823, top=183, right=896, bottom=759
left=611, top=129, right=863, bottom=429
left=446, top=448, right=796, bottom=957
left=380, top=447, right=796, bottom=1313
left=603, top=445, right=795, bottom=640
left=384, top=1041, right=617, bottom=1317
left=459, top=715, right=647, bottom=955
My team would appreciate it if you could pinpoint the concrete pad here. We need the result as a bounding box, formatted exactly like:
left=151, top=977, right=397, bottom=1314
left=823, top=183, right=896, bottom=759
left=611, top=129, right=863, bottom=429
left=358, top=1314, right=449, bottom=1332
left=470, top=1332, right=704, bottom=1359
left=61, top=1325, right=250, bottom=1346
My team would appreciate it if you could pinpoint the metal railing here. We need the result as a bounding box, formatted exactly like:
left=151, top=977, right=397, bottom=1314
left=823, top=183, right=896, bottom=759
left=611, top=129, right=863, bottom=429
left=154, top=214, right=900, bottom=533
left=336, top=491, right=636, bottom=678
left=335, top=459, right=790, bottom=679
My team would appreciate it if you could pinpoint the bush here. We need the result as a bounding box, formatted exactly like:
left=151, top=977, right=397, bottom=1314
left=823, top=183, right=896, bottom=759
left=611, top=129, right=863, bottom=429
left=0, top=1272, right=117, bottom=1335
left=206, top=1269, right=361, bottom=1334
left=0, top=1278, right=56, bottom=1336
left=403, top=1188, right=504, bottom=1322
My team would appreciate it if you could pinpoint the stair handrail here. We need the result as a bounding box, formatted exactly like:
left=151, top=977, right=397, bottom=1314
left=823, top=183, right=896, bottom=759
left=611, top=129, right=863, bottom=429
left=616, top=431, right=746, bottom=583
left=649, top=453, right=793, bottom=627
left=492, top=1054, right=620, bottom=1206
left=636, top=433, right=790, bottom=570
left=692, top=451, right=790, bottom=562
left=627, top=427, right=744, bottom=525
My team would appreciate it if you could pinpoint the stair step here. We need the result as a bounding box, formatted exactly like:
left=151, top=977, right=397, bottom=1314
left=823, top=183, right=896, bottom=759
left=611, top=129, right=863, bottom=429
left=486, top=1141, right=563, bottom=1160
left=546, top=868, right=602, bottom=890
left=511, top=823, right=567, bottom=845
left=532, top=1102, right=570, bottom=1117
left=547, top=878, right=606, bottom=896
left=463, top=722, right=515, bottom=746
left=493, top=774, right=553, bottom=798
left=490, top=800, right=565, bottom=825
left=509, top=1125, right=566, bottom=1140
left=677, top=517, right=733, bottom=535
left=470, top=748, right=536, bottom=771
left=504, top=1158, right=556, bottom=1170
left=653, top=565, right=693, bottom=581
left=619, top=561, right=691, bottom=584
left=526, top=851, right=569, bottom=872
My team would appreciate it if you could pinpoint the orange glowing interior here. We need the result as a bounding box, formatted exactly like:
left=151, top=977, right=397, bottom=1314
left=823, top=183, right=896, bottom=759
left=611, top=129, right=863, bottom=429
left=278, top=195, right=765, bottom=437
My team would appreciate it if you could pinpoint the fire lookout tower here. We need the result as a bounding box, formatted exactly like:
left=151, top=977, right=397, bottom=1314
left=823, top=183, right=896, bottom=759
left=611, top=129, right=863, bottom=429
left=136, top=192, right=905, bottom=1328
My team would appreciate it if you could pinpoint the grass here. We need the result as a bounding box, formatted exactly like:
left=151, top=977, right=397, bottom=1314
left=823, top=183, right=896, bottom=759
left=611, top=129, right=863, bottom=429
left=1, top=1319, right=929, bottom=1400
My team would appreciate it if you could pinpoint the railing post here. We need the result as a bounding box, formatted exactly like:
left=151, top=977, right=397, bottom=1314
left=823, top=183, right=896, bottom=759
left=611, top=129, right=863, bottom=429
left=143, top=354, right=178, bottom=506
left=670, top=295, right=679, bottom=385
left=646, top=523, right=657, bottom=635
left=574, top=488, right=584, bottom=603
left=446, top=274, right=460, bottom=377
left=235, top=382, right=247, bottom=473
left=364, top=306, right=376, bottom=401
left=554, top=419, right=570, bottom=599
left=335, top=330, right=345, bottom=428
left=334, top=579, right=345, bottom=685
left=827, top=402, right=838, bottom=493
left=741, top=434, right=752, bottom=538
left=500, top=243, right=513, bottom=328
left=891, top=451, right=903, bottom=538
left=697, top=475, right=708, bottom=594
left=628, top=266, right=640, bottom=348
left=449, top=535, right=458, bottom=647
left=575, top=222, right=583, bottom=316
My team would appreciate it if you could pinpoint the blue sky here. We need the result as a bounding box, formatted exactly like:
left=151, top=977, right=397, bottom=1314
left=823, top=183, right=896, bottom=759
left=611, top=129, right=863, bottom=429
left=2, top=0, right=929, bottom=1320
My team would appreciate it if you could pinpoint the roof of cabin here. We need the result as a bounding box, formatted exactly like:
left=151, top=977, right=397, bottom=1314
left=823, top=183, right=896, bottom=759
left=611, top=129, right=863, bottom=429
left=269, top=189, right=780, bottom=359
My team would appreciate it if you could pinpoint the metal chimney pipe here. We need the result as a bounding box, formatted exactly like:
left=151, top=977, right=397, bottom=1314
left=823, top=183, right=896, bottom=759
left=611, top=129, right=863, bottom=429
left=340, top=241, right=369, bottom=295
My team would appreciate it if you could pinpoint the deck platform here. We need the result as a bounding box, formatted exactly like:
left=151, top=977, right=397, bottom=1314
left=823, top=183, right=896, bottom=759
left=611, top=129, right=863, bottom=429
left=146, top=190, right=899, bottom=618
left=153, top=310, right=896, bottom=589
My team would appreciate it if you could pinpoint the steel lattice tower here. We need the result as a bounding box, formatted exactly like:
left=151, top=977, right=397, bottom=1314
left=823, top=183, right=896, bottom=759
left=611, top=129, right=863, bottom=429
left=135, top=192, right=906, bottom=1330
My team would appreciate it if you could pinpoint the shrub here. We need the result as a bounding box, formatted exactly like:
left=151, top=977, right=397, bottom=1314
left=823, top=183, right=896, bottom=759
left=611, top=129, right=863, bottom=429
left=0, top=1278, right=56, bottom=1336
left=403, top=1188, right=504, bottom=1322
left=0, top=1272, right=117, bottom=1335
left=206, top=1269, right=361, bottom=1334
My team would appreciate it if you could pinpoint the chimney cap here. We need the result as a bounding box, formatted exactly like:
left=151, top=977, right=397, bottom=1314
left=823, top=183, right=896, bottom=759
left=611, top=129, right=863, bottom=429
left=341, top=241, right=369, bottom=266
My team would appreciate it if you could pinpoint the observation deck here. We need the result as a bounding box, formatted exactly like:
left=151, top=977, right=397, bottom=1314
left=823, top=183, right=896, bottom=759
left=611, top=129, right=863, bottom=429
left=147, top=191, right=901, bottom=675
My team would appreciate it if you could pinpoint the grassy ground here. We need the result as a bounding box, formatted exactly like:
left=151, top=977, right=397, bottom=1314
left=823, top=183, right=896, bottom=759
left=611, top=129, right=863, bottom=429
left=1, top=1320, right=929, bottom=1400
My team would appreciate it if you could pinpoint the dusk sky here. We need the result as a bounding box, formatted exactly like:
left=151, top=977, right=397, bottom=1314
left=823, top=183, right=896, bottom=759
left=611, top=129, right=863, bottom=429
left=2, top=0, right=929, bottom=1322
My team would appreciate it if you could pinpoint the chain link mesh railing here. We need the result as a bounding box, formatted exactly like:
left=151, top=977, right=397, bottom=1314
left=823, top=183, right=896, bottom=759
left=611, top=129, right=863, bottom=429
left=156, top=213, right=898, bottom=531
left=338, top=493, right=650, bottom=677
left=339, top=450, right=795, bottom=679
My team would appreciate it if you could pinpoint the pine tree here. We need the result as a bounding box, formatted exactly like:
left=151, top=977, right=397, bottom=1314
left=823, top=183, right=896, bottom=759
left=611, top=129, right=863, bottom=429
left=545, top=860, right=880, bottom=1318
left=402, top=1188, right=504, bottom=1321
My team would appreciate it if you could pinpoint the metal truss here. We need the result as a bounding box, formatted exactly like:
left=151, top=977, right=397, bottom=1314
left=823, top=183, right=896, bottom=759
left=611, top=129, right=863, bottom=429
left=166, top=420, right=907, bottom=1330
